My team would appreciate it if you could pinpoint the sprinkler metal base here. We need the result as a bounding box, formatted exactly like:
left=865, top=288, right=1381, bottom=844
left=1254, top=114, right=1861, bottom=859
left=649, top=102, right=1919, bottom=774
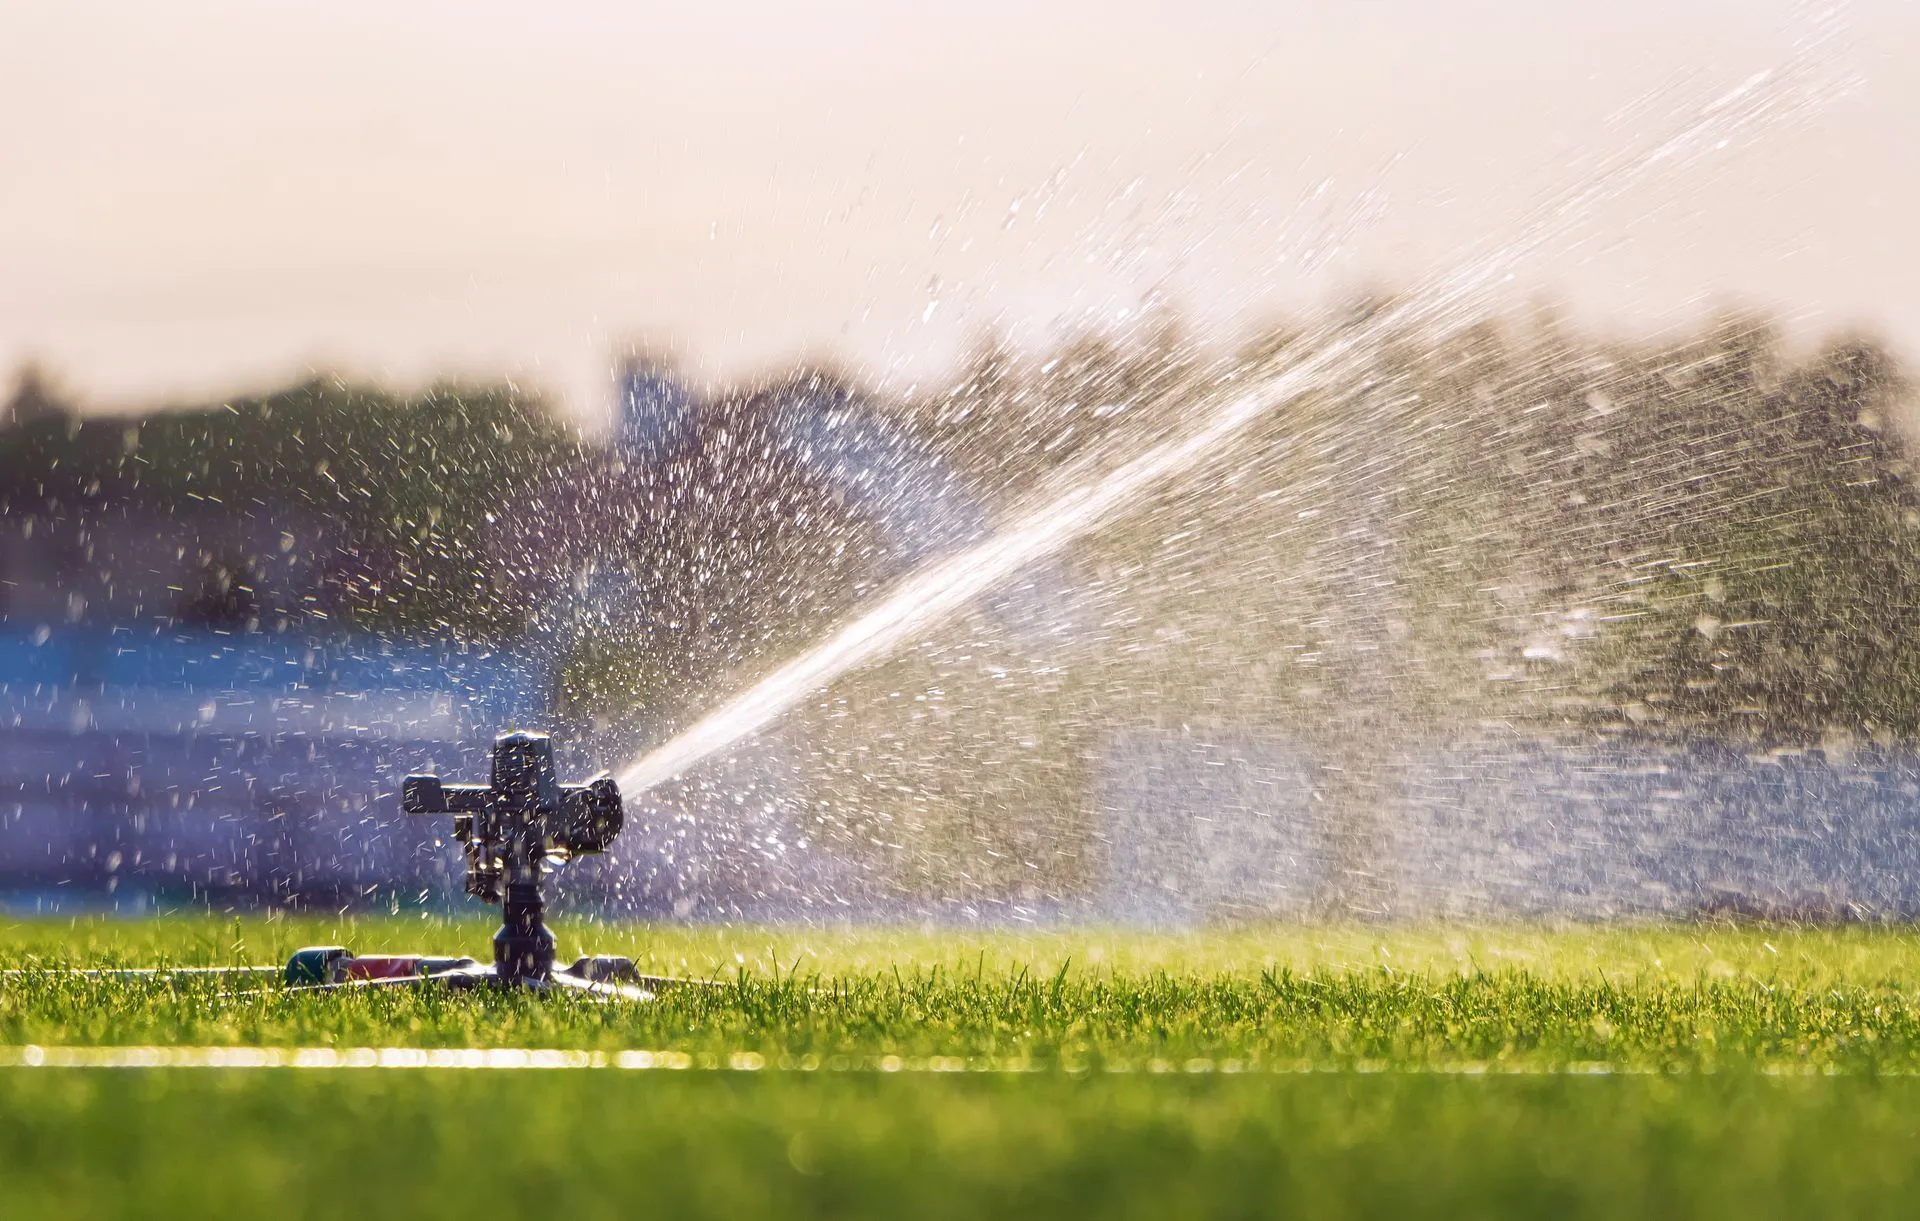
left=281, top=946, right=676, bottom=1002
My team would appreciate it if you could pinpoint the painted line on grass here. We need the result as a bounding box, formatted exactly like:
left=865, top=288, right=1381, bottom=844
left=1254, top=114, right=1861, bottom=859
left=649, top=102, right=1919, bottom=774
left=0, top=1046, right=1865, bottom=1075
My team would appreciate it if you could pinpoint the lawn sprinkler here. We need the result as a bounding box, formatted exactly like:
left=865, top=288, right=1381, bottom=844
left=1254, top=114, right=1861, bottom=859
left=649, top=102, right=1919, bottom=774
left=397, top=730, right=623, bottom=986
left=6, top=731, right=697, bottom=1003
left=278, top=730, right=663, bottom=1000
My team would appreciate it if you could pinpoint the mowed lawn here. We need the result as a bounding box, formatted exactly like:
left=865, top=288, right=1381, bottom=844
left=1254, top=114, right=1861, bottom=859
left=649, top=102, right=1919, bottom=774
left=9, top=915, right=1920, bottom=1219
left=12, top=1071, right=1920, bottom=1220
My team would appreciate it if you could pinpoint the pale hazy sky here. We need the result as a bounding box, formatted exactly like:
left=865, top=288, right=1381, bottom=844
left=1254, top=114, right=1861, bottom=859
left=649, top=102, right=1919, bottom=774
left=1, top=1, right=1915, bottom=420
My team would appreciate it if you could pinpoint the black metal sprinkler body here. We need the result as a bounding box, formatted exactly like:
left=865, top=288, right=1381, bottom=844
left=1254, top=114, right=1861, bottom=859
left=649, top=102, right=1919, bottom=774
left=402, top=731, right=621, bottom=985
left=276, top=730, right=683, bottom=999
left=401, top=731, right=620, bottom=984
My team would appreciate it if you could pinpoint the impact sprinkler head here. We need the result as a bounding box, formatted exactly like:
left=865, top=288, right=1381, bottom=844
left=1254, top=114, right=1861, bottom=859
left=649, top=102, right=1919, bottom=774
left=396, top=730, right=635, bottom=993
left=18, top=731, right=701, bottom=1002
left=404, top=731, right=622, bottom=902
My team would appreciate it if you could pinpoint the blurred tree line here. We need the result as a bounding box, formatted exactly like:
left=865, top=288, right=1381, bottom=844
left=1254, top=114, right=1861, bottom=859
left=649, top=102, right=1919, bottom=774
left=3, top=311, right=1915, bottom=771
left=0, top=372, right=580, bottom=638
left=1565, top=332, right=1920, bottom=744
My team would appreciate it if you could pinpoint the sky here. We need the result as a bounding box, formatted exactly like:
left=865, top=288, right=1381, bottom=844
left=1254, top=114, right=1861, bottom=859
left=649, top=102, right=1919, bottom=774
left=1, top=1, right=1915, bottom=421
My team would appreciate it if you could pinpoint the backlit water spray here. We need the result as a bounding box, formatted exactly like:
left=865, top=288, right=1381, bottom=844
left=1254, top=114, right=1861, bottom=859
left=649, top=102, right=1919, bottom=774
left=617, top=27, right=1839, bottom=800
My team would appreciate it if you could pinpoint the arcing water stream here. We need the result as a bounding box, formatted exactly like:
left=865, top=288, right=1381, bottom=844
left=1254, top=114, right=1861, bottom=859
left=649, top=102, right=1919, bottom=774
left=615, top=36, right=1837, bottom=802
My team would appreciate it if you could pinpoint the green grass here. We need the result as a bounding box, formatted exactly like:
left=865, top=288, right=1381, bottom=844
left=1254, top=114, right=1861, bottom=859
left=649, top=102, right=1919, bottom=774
left=10, top=915, right=1920, bottom=1218
left=7, top=914, right=1920, bottom=1069
left=10, top=1071, right=1920, bottom=1220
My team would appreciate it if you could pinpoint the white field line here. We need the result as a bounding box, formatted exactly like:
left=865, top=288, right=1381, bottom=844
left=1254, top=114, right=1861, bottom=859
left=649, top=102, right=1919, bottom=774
left=0, top=1045, right=1875, bottom=1075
